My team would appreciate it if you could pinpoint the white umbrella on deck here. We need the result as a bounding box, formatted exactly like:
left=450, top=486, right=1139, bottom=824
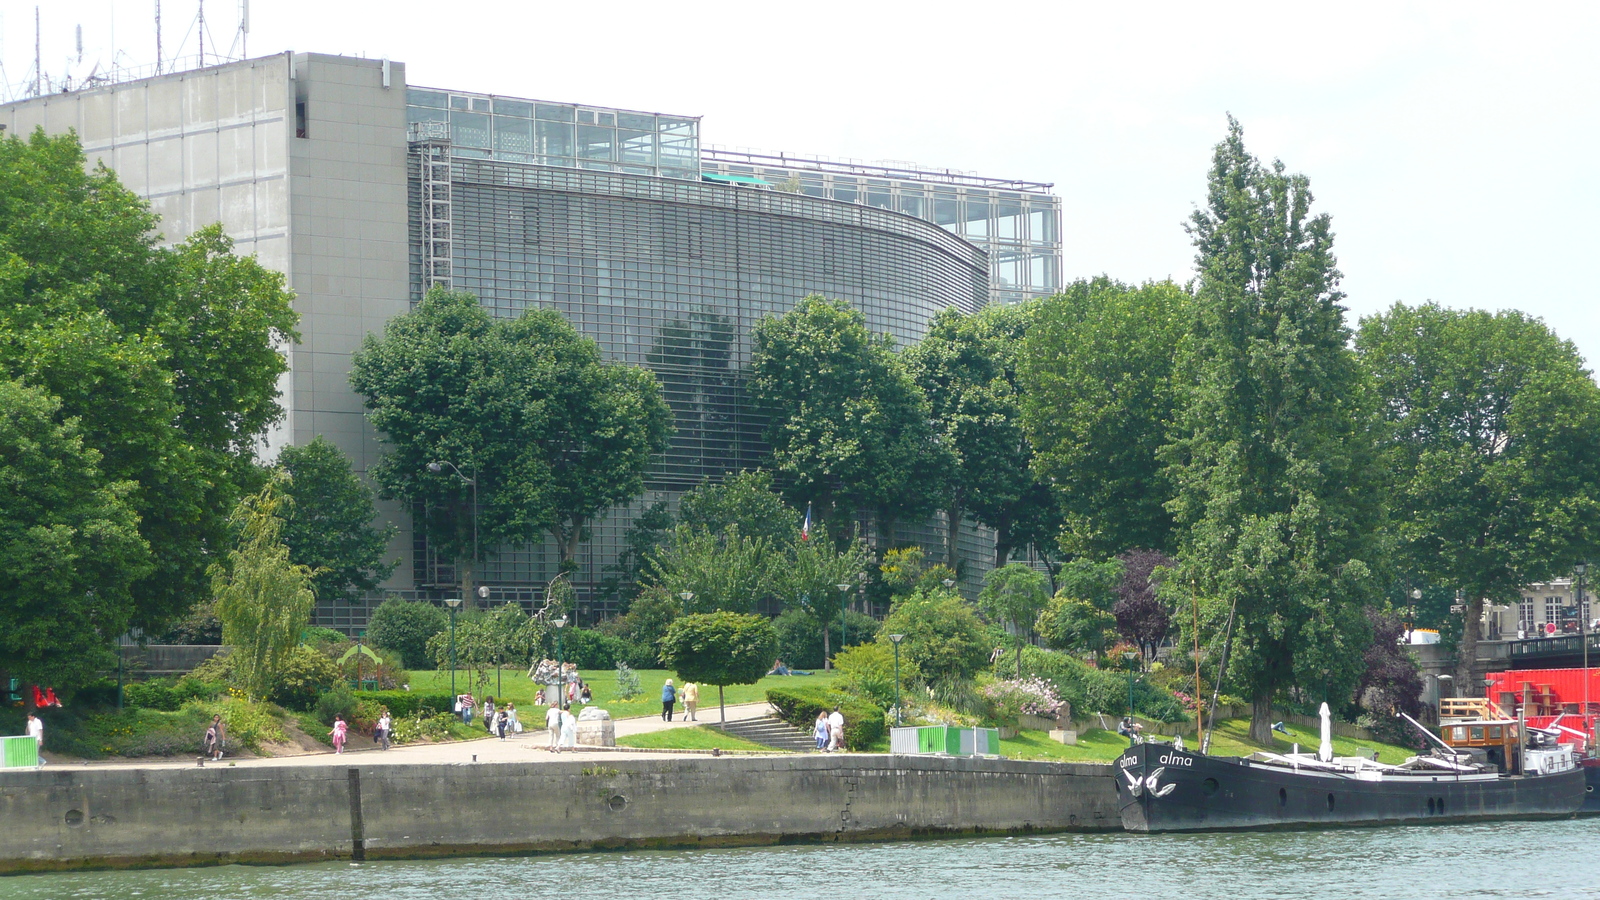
left=1318, top=701, right=1334, bottom=762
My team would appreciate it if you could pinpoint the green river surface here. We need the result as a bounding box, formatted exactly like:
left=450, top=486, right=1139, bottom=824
left=3, top=819, right=1595, bottom=900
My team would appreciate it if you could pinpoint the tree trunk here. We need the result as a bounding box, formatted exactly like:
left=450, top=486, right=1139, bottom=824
left=822, top=623, right=831, bottom=671
left=460, top=557, right=475, bottom=609
left=719, top=684, right=726, bottom=724
left=1015, top=643, right=1023, bottom=679
left=945, top=505, right=961, bottom=569
left=560, top=515, right=585, bottom=565
left=995, top=535, right=1014, bottom=570
left=1249, top=692, right=1274, bottom=745
left=1457, top=592, right=1483, bottom=696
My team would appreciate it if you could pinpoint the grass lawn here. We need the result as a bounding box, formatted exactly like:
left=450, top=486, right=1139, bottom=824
left=408, top=668, right=838, bottom=720
left=999, top=717, right=1417, bottom=765
left=616, top=725, right=780, bottom=753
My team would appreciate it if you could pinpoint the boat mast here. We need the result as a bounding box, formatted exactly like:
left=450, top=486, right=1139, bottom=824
left=1192, top=582, right=1204, bottom=751
left=1200, top=594, right=1239, bottom=755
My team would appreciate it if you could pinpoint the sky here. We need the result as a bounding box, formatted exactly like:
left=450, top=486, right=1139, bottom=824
left=4, top=1, right=1598, bottom=366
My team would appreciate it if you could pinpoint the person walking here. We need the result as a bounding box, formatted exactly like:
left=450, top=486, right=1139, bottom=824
left=660, top=679, right=677, bottom=722
left=506, top=702, right=521, bottom=735
left=813, top=710, right=830, bottom=751
left=495, top=708, right=509, bottom=740
left=559, top=705, right=578, bottom=750
left=376, top=709, right=392, bottom=750
left=206, top=714, right=227, bottom=761
left=482, top=697, right=497, bottom=733
left=25, top=713, right=44, bottom=765
left=330, top=715, right=349, bottom=754
left=827, top=706, right=845, bottom=752
left=459, top=693, right=475, bottom=726
left=545, top=701, right=563, bottom=752
left=681, top=682, right=699, bottom=722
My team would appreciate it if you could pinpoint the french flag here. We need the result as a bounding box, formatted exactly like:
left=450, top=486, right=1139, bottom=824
left=801, top=502, right=812, bottom=541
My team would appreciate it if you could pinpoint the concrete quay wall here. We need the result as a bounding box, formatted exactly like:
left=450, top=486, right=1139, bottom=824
left=0, top=755, right=1121, bottom=872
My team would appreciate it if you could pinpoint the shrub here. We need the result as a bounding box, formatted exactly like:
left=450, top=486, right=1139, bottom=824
left=268, top=645, right=342, bottom=711
left=391, top=712, right=455, bottom=744
left=174, top=677, right=227, bottom=703
left=996, top=646, right=1186, bottom=723
left=209, top=697, right=288, bottom=750
left=352, top=690, right=452, bottom=718
left=614, top=662, right=642, bottom=701
left=766, top=685, right=885, bottom=750
left=832, top=642, right=919, bottom=711
left=773, top=608, right=878, bottom=669
left=366, top=598, right=449, bottom=669
left=981, top=678, right=1066, bottom=727
left=302, top=626, right=347, bottom=647
left=878, top=592, right=991, bottom=682
left=561, top=628, right=655, bottom=670
left=315, top=684, right=359, bottom=726
left=124, top=679, right=182, bottom=712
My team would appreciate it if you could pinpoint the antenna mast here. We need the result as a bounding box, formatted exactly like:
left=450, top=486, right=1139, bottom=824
left=197, top=0, right=205, bottom=68
left=155, top=0, right=163, bottom=75
left=34, top=6, right=42, bottom=97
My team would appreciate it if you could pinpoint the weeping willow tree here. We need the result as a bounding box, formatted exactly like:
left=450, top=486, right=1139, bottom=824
left=211, top=477, right=317, bottom=700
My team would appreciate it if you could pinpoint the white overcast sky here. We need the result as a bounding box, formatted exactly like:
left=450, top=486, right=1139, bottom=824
left=6, top=1, right=1598, bottom=367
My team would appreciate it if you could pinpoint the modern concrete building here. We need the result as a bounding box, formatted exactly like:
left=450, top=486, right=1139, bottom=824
left=0, top=52, right=1056, bottom=630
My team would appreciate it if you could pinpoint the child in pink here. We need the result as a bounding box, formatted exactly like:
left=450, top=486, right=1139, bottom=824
left=330, top=716, right=349, bottom=754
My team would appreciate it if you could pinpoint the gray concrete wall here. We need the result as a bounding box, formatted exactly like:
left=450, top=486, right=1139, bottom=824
left=0, top=755, right=1120, bottom=872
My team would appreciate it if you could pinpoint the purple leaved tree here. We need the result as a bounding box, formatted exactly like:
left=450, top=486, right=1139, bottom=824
left=1114, top=549, right=1174, bottom=662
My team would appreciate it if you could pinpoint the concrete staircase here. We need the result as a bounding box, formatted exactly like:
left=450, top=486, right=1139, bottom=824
left=714, top=715, right=817, bottom=752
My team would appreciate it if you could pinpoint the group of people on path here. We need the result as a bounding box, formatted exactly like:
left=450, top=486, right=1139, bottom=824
left=659, top=679, right=698, bottom=721
left=545, top=701, right=578, bottom=751
left=479, top=697, right=523, bottom=739
left=813, top=707, right=846, bottom=751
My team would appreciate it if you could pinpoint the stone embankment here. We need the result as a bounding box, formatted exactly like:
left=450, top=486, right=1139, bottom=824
left=0, top=754, right=1120, bottom=872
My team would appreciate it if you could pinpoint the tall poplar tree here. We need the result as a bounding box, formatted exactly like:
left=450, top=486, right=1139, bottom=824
left=1164, top=118, right=1387, bottom=743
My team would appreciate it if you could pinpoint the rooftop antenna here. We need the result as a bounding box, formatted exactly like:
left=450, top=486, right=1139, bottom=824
left=197, top=0, right=205, bottom=68
left=155, top=0, right=163, bottom=75
left=75, top=24, right=83, bottom=62
left=34, top=5, right=42, bottom=97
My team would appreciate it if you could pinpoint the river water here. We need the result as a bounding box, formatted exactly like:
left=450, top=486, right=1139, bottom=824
left=3, top=819, right=1596, bottom=900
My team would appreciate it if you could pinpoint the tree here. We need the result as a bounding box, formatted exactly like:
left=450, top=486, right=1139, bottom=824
left=0, top=131, right=298, bottom=635
left=638, top=524, right=774, bottom=615
left=677, top=469, right=796, bottom=546
left=277, top=436, right=397, bottom=603
left=906, top=304, right=1056, bottom=568
left=1114, top=549, right=1175, bottom=660
left=659, top=612, right=778, bottom=722
left=350, top=289, right=672, bottom=598
left=771, top=524, right=873, bottom=669
left=211, top=478, right=317, bottom=701
left=1036, top=593, right=1117, bottom=656
left=1354, top=608, right=1425, bottom=748
left=1356, top=303, right=1600, bottom=690
left=750, top=295, right=951, bottom=544
left=0, top=379, right=150, bottom=694
left=977, top=563, right=1050, bottom=674
left=877, top=590, right=990, bottom=683
left=1019, top=277, right=1191, bottom=557
left=366, top=598, right=448, bottom=670
left=1164, top=117, right=1386, bottom=743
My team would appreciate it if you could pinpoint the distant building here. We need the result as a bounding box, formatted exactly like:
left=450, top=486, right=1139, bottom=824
left=0, top=52, right=1058, bottom=630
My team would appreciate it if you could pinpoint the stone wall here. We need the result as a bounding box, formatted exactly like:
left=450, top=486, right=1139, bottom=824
left=0, top=755, right=1121, bottom=872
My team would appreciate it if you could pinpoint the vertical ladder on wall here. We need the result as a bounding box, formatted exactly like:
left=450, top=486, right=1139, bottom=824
left=411, top=123, right=453, bottom=292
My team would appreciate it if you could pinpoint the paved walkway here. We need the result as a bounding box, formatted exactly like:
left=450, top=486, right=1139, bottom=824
left=43, top=701, right=783, bottom=771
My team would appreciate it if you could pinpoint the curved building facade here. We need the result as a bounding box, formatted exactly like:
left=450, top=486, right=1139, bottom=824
left=408, top=146, right=989, bottom=609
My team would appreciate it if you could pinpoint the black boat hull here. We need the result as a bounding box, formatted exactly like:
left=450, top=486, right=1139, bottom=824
left=1116, top=744, right=1585, bottom=833
left=1584, top=762, right=1600, bottom=815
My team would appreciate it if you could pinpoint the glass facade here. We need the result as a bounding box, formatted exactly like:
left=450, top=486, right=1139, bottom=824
left=400, top=150, right=988, bottom=615
left=700, top=149, right=1061, bottom=306
left=407, top=87, right=701, bottom=179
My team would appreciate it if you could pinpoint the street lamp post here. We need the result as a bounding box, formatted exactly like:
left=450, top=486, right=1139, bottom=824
left=553, top=616, right=568, bottom=706
left=1124, top=650, right=1139, bottom=744
left=429, top=461, right=479, bottom=602
left=679, top=590, right=694, bottom=613
left=445, top=597, right=463, bottom=701
left=889, top=633, right=906, bottom=726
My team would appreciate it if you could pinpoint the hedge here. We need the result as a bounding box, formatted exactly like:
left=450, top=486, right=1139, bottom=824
left=766, top=685, right=885, bottom=750
left=560, top=628, right=656, bottom=670
left=352, top=690, right=453, bottom=718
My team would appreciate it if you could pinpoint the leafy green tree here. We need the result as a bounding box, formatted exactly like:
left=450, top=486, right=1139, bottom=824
left=426, top=603, right=544, bottom=694
left=211, top=478, right=317, bottom=701
left=0, top=131, right=298, bottom=634
left=906, top=304, right=1050, bottom=568
left=977, top=563, right=1050, bottom=674
left=1036, top=593, right=1117, bottom=655
left=1019, top=277, right=1191, bottom=557
left=365, top=598, right=448, bottom=670
left=678, top=469, right=796, bottom=546
left=1356, top=303, right=1600, bottom=688
left=0, top=379, right=150, bottom=694
left=277, top=436, right=397, bottom=603
left=350, top=290, right=672, bottom=598
left=832, top=641, right=921, bottom=711
left=772, top=524, right=873, bottom=669
left=1164, top=117, right=1386, bottom=743
left=750, top=295, right=951, bottom=543
left=596, top=499, right=674, bottom=610
left=877, top=590, right=991, bottom=683
left=638, top=524, right=774, bottom=615
left=660, top=611, right=778, bottom=722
